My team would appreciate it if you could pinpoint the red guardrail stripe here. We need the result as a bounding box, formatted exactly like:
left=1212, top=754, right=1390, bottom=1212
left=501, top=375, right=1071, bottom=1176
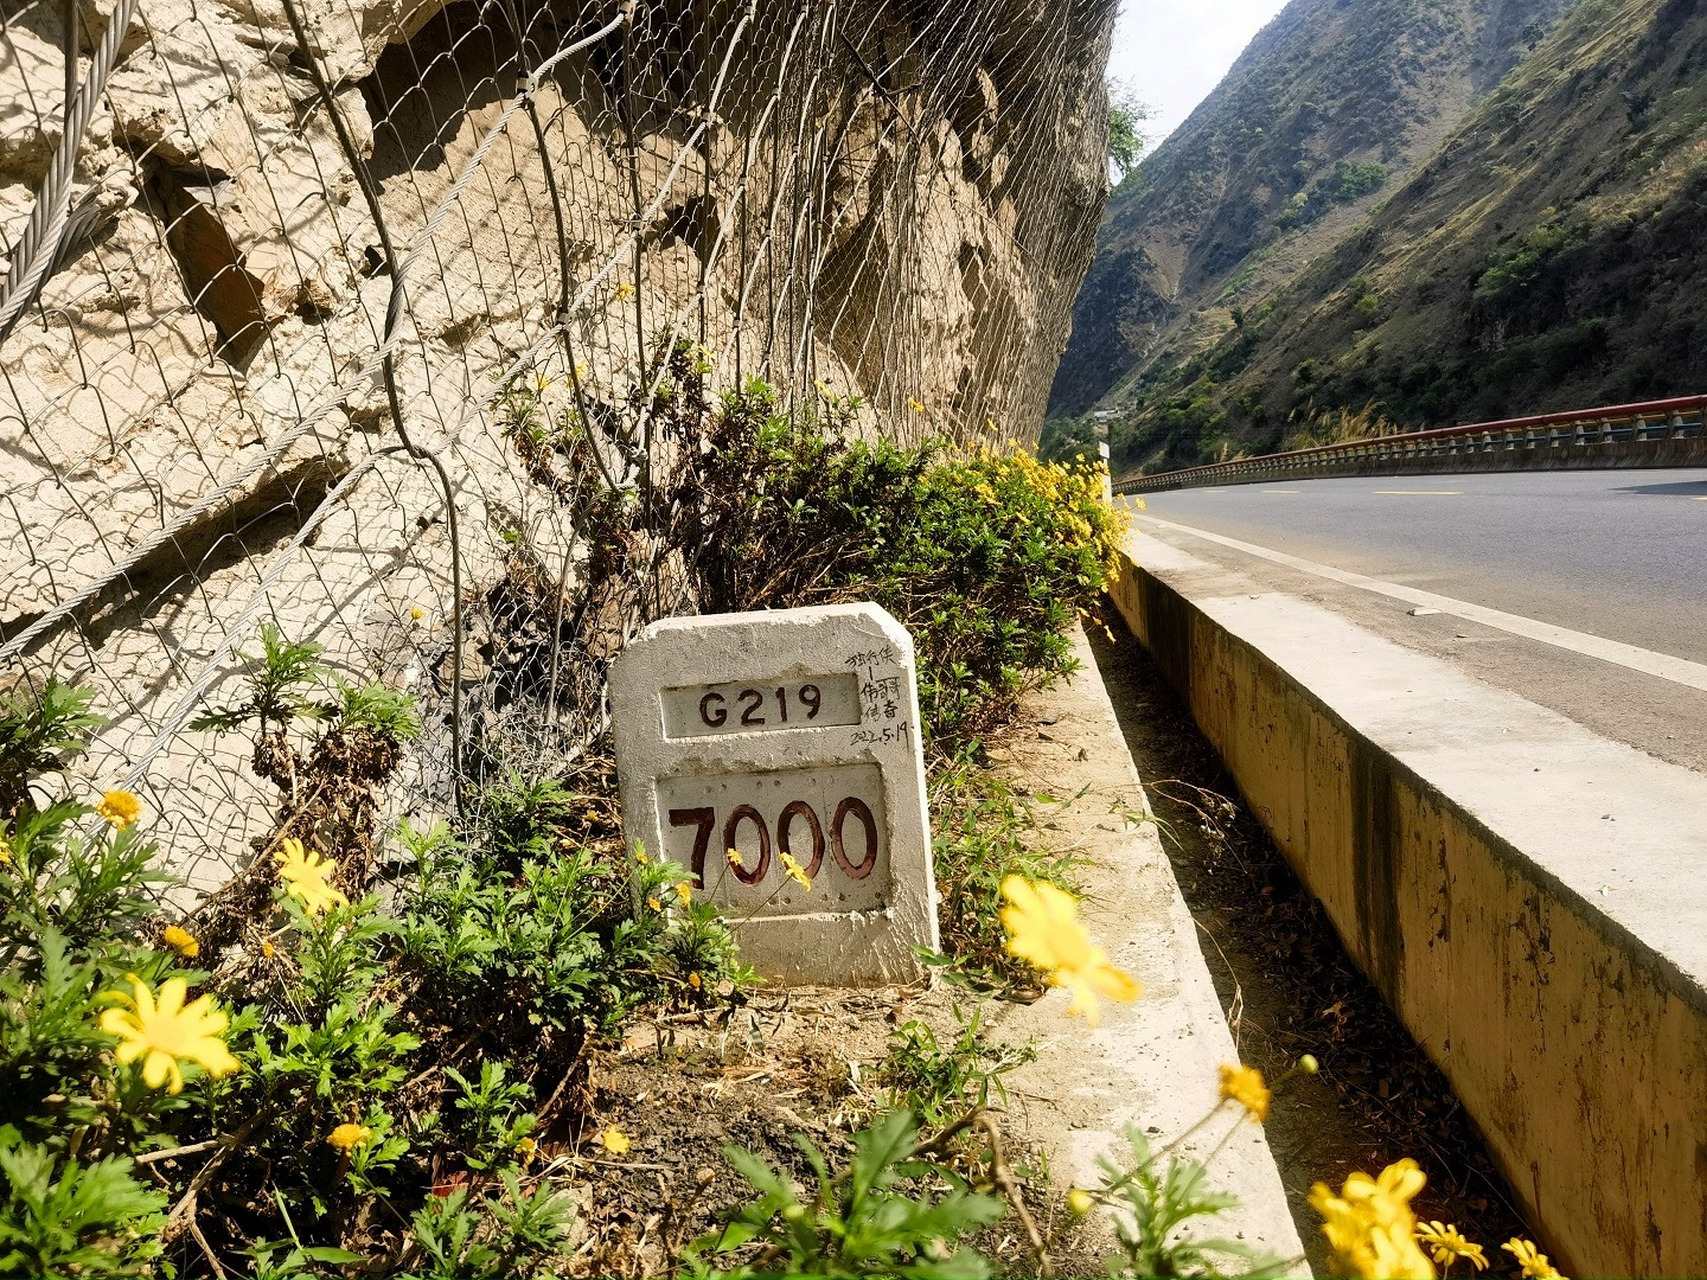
left=1113, top=393, right=1707, bottom=491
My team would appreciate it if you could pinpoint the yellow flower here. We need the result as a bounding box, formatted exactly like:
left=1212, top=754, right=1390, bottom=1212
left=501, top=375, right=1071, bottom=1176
left=613, top=282, right=635, bottom=301
left=261, top=939, right=276, bottom=959
left=1502, top=1239, right=1564, bottom=1279
left=274, top=838, right=348, bottom=916
left=1066, top=1189, right=1095, bottom=1218
left=410, top=606, right=424, bottom=622
left=779, top=851, right=812, bottom=891
left=1218, top=1062, right=1270, bottom=1123
left=998, top=876, right=1141, bottom=1025
left=647, top=897, right=662, bottom=911
left=1309, top=1160, right=1434, bottom=1280
left=1416, top=1222, right=1488, bottom=1272
left=635, top=849, right=649, bottom=865
left=725, top=847, right=742, bottom=867
left=0, top=837, right=12, bottom=865
left=688, top=971, right=702, bottom=990
left=327, top=1122, right=373, bottom=1151
left=675, top=882, right=693, bottom=907
left=600, top=1125, right=631, bottom=1155
left=161, top=925, right=200, bottom=959
left=906, top=396, right=926, bottom=414
left=96, top=789, right=141, bottom=831
left=99, top=976, right=239, bottom=1095
left=516, top=1135, right=538, bottom=1163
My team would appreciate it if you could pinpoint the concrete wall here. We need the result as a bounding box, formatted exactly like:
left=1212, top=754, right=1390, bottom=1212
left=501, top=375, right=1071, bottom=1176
left=1108, top=538, right=1707, bottom=1278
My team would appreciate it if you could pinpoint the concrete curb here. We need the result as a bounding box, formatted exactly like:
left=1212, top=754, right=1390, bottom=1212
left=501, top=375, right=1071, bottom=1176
left=986, top=625, right=1308, bottom=1273
left=1108, top=534, right=1707, bottom=1278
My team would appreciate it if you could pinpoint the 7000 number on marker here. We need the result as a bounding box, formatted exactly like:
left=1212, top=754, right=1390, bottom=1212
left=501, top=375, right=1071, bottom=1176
left=654, top=762, right=890, bottom=908
left=670, top=796, right=878, bottom=888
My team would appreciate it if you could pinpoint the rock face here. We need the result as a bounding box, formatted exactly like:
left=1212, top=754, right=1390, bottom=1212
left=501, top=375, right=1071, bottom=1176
left=0, top=0, right=1115, bottom=884
left=1047, top=0, right=1570, bottom=444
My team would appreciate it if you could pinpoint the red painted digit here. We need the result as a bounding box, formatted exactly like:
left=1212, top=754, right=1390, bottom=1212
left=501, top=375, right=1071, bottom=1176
left=723, top=804, right=771, bottom=885
left=778, top=799, right=825, bottom=879
left=668, top=807, right=715, bottom=887
left=831, top=797, right=878, bottom=879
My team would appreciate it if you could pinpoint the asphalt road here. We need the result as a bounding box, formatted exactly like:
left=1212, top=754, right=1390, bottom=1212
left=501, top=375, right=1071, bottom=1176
left=1123, top=467, right=1707, bottom=771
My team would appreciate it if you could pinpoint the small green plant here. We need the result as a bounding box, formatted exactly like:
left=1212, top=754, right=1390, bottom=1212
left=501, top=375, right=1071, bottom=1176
left=0, top=678, right=104, bottom=819
left=445, top=1060, right=538, bottom=1170
left=0, top=1137, right=167, bottom=1277
left=190, top=623, right=330, bottom=734
left=399, top=826, right=715, bottom=1038
left=880, top=1006, right=1033, bottom=1128
left=1087, top=1127, right=1289, bottom=1278
left=335, top=679, right=423, bottom=740
left=927, top=758, right=1078, bottom=986
left=409, top=1173, right=575, bottom=1279
left=684, top=1109, right=1004, bottom=1278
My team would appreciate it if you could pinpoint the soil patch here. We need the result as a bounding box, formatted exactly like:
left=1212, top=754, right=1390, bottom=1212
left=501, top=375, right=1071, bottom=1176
left=1085, top=602, right=1539, bottom=1277
left=550, top=910, right=1099, bottom=1275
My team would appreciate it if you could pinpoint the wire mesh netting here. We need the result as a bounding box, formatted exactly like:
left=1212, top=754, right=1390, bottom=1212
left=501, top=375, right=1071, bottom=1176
left=1, top=0, right=1116, bottom=895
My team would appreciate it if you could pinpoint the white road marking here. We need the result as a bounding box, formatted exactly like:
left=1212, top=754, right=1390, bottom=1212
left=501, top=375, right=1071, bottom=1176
left=1374, top=490, right=1461, bottom=496
left=1260, top=489, right=1299, bottom=494
left=1137, top=514, right=1707, bottom=694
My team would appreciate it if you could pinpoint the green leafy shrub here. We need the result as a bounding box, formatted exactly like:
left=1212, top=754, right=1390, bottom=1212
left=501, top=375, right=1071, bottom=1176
left=0, top=1137, right=166, bottom=1277
left=1275, top=160, right=1389, bottom=230
left=687, top=380, right=1125, bottom=746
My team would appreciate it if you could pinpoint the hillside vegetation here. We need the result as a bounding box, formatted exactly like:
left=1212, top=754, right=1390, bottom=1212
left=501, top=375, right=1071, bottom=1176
left=1050, top=0, right=1707, bottom=473
left=1047, top=0, right=1570, bottom=432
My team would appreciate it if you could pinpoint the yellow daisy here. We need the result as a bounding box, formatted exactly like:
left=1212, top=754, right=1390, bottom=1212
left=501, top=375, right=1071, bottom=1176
left=96, top=789, right=141, bottom=831
left=998, top=875, right=1140, bottom=1025
left=274, top=838, right=348, bottom=916
left=99, top=976, right=239, bottom=1094
left=1218, top=1062, right=1270, bottom=1123
left=327, top=1123, right=373, bottom=1151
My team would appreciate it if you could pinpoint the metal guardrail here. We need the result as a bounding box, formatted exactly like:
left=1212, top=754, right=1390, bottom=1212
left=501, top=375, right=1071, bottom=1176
left=1113, top=394, right=1707, bottom=495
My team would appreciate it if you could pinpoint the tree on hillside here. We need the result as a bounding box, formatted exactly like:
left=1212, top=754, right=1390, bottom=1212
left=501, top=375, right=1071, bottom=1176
left=1107, top=83, right=1151, bottom=183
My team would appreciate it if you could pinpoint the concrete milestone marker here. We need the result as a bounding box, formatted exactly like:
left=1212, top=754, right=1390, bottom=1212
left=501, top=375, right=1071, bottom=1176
left=610, top=603, right=938, bottom=984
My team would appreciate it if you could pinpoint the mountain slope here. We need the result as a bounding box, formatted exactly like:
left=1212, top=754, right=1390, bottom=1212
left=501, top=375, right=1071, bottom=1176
left=1091, top=0, right=1707, bottom=473
left=1048, top=0, right=1571, bottom=425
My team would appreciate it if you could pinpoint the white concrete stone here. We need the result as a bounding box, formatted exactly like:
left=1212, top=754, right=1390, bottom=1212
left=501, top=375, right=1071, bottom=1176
left=610, top=603, right=938, bottom=984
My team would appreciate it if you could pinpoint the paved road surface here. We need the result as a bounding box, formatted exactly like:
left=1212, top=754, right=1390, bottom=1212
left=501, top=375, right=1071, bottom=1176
left=1122, top=468, right=1707, bottom=772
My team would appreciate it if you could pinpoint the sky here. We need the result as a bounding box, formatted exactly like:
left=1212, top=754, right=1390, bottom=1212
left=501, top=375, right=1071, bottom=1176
left=1105, top=0, right=1291, bottom=148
